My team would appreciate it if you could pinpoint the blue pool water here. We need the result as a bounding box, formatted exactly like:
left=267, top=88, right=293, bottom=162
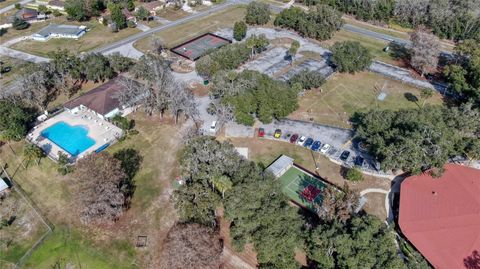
left=41, top=121, right=95, bottom=157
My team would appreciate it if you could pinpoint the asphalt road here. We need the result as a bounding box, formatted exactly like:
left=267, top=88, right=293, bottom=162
left=92, top=0, right=249, bottom=54
left=0, top=0, right=33, bottom=14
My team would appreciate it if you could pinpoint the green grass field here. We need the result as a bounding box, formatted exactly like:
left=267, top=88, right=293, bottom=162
left=289, top=71, right=445, bottom=128
left=278, top=166, right=327, bottom=211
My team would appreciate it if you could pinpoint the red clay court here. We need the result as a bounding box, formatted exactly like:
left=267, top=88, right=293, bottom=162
left=301, top=185, right=321, bottom=202
left=170, top=33, right=231, bottom=61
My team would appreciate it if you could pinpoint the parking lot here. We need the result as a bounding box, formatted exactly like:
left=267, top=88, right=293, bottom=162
left=257, top=119, right=390, bottom=176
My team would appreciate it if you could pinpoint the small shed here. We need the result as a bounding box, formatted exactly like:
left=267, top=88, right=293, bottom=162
left=266, top=155, right=294, bottom=178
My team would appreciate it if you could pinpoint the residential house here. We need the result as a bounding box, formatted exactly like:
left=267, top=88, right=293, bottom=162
left=32, top=24, right=87, bottom=41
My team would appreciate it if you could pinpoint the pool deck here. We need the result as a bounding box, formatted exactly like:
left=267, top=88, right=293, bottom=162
left=27, top=108, right=123, bottom=162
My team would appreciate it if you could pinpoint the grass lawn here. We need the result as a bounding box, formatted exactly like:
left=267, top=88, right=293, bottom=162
left=226, top=137, right=391, bottom=219
left=10, top=21, right=141, bottom=57
left=0, top=0, right=20, bottom=9
left=155, top=8, right=191, bottom=21
left=0, top=113, right=184, bottom=268
left=134, top=6, right=246, bottom=52
left=321, top=29, right=396, bottom=64
left=0, top=190, right=50, bottom=266
left=288, top=71, right=445, bottom=128
left=23, top=226, right=135, bottom=269
left=0, top=56, right=33, bottom=88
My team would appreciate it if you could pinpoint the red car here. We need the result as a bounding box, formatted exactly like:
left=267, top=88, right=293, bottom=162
left=290, top=134, right=299, bottom=143
left=258, top=128, right=265, bottom=137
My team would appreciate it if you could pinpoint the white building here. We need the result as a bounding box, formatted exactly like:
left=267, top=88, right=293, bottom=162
left=32, top=24, right=86, bottom=41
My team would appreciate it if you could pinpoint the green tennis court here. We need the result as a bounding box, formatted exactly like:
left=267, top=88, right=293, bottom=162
left=170, top=33, right=231, bottom=60
left=278, top=166, right=327, bottom=211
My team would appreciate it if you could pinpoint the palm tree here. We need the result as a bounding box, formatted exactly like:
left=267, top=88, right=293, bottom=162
left=420, top=88, right=434, bottom=108
left=23, top=144, right=44, bottom=168
left=209, top=175, right=232, bottom=199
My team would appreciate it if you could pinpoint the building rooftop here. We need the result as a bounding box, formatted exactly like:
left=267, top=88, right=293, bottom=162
left=64, top=76, right=127, bottom=116
left=267, top=155, right=293, bottom=177
left=35, top=24, right=85, bottom=38
left=399, top=164, right=480, bottom=269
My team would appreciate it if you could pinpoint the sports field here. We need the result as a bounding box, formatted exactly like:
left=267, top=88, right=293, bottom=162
left=171, top=33, right=231, bottom=60
left=278, top=166, right=327, bottom=211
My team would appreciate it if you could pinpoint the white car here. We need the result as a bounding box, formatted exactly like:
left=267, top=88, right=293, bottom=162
left=320, top=143, right=331, bottom=154
left=296, top=136, right=306, bottom=146
left=210, top=121, right=217, bottom=132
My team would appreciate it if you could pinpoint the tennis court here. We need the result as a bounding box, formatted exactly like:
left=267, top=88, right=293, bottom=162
left=170, top=33, right=231, bottom=61
left=278, top=166, right=327, bottom=211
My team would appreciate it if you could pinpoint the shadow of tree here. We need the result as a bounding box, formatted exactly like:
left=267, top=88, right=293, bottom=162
left=389, top=41, right=411, bottom=62
left=404, top=92, right=419, bottom=105
left=464, top=250, right=480, bottom=269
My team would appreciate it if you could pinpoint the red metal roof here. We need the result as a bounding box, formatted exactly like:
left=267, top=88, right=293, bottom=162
left=399, top=164, right=480, bottom=269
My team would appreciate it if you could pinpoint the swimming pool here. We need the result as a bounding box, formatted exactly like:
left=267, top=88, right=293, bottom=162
left=41, top=121, right=95, bottom=157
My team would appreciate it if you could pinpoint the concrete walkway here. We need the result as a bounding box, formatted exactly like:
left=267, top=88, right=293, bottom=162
left=103, top=41, right=144, bottom=60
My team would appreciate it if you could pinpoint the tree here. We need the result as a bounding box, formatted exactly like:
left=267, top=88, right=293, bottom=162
left=38, top=5, right=48, bottom=13
left=126, top=0, right=135, bottom=11
left=135, top=6, right=149, bottom=21
left=80, top=53, right=115, bottom=82
left=14, top=3, right=21, bottom=9
left=410, top=26, right=440, bottom=77
left=346, top=167, right=364, bottom=181
left=0, top=28, right=7, bottom=37
left=65, top=0, right=105, bottom=21
left=23, top=144, right=44, bottom=167
left=316, top=184, right=359, bottom=223
left=195, top=43, right=250, bottom=78
left=288, top=70, right=325, bottom=90
left=159, top=223, right=223, bottom=269
left=74, top=153, right=127, bottom=224
left=150, top=37, right=166, bottom=55
left=393, top=0, right=429, bottom=27
left=245, top=2, right=270, bottom=25
left=419, top=88, right=434, bottom=107
left=275, top=5, right=343, bottom=41
left=109, top=3, right=127, bottom=30
left=107, top=52, right=133, bottom=73
left=113, top=148, right=142, bottom=205
left=331, top=41, right=373, bottom=73
left=57, top=151, right=73, bottom=175
left=307, top=215, right=405, bottom=269
left=288, top=40, right=300, bottom=64
left=233, top=21, right=247, bottom=41
left=0, top=100, right=35, bottom=141
left=353, top=106, right=477, bottom=174
left=12, top=17, right=29, bottom=30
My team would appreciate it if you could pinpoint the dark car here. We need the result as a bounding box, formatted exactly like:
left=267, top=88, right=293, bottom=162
left=339, top=150, right=350, bottom=161
left=258, top=128, right=265, bottom=137
left=290, top=134, right=299, bottom=143
left=354, top=156, right=364, bottom=167
left=304, top=138, right=314, bottom=148
left=311, top=141, right=321, bottom=151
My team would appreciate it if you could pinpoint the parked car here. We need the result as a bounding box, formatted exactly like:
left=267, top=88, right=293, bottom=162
left=304, top=138, right=314, bottom=148
left=290, top=134, right=299, bottom=143
left=311, top=141, right=321, bottom=151
left=354, top=156, right=364, bottom=167
left=210, top=121, right=217, bottom=132
left=320, top=143, right=331, bottom=154
left=258, top=128, right=265, bottom=137
left=297, top=136, right=306, bottom=145
left=340, top=150, right=350, bottom=161
left=274, top=129, right=282, bottom=138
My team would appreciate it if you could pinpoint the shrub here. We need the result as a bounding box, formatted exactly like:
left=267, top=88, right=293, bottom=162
left=289, top=70, right=325, bottom=90
left=233, top=21, right=247, bottom=41
left=195, top=43, right=250, bottom=78
left=14, top=3, right=21, bottom=9
left=52, top=10, right=62, bottom=17
left=331, top=41, right=372, bottom=73
left=12, top=17, right=30, bottom=30
left=346, top=168, right=364, bottom=182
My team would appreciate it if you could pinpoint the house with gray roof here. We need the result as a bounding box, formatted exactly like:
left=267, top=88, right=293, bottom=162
left=32, top=24, right=86, bottom=41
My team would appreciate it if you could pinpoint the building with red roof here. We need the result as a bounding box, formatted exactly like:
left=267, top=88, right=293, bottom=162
left=399, top=164, right=480, bottom=269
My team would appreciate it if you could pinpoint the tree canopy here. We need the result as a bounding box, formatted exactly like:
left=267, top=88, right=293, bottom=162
left=331, top=41, right=373, bottom=73
left=274, top=5, right=343, bottom=41
left=245, top=2, right=270, bottom=25
left=0, top=100, right=35, bottom=141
